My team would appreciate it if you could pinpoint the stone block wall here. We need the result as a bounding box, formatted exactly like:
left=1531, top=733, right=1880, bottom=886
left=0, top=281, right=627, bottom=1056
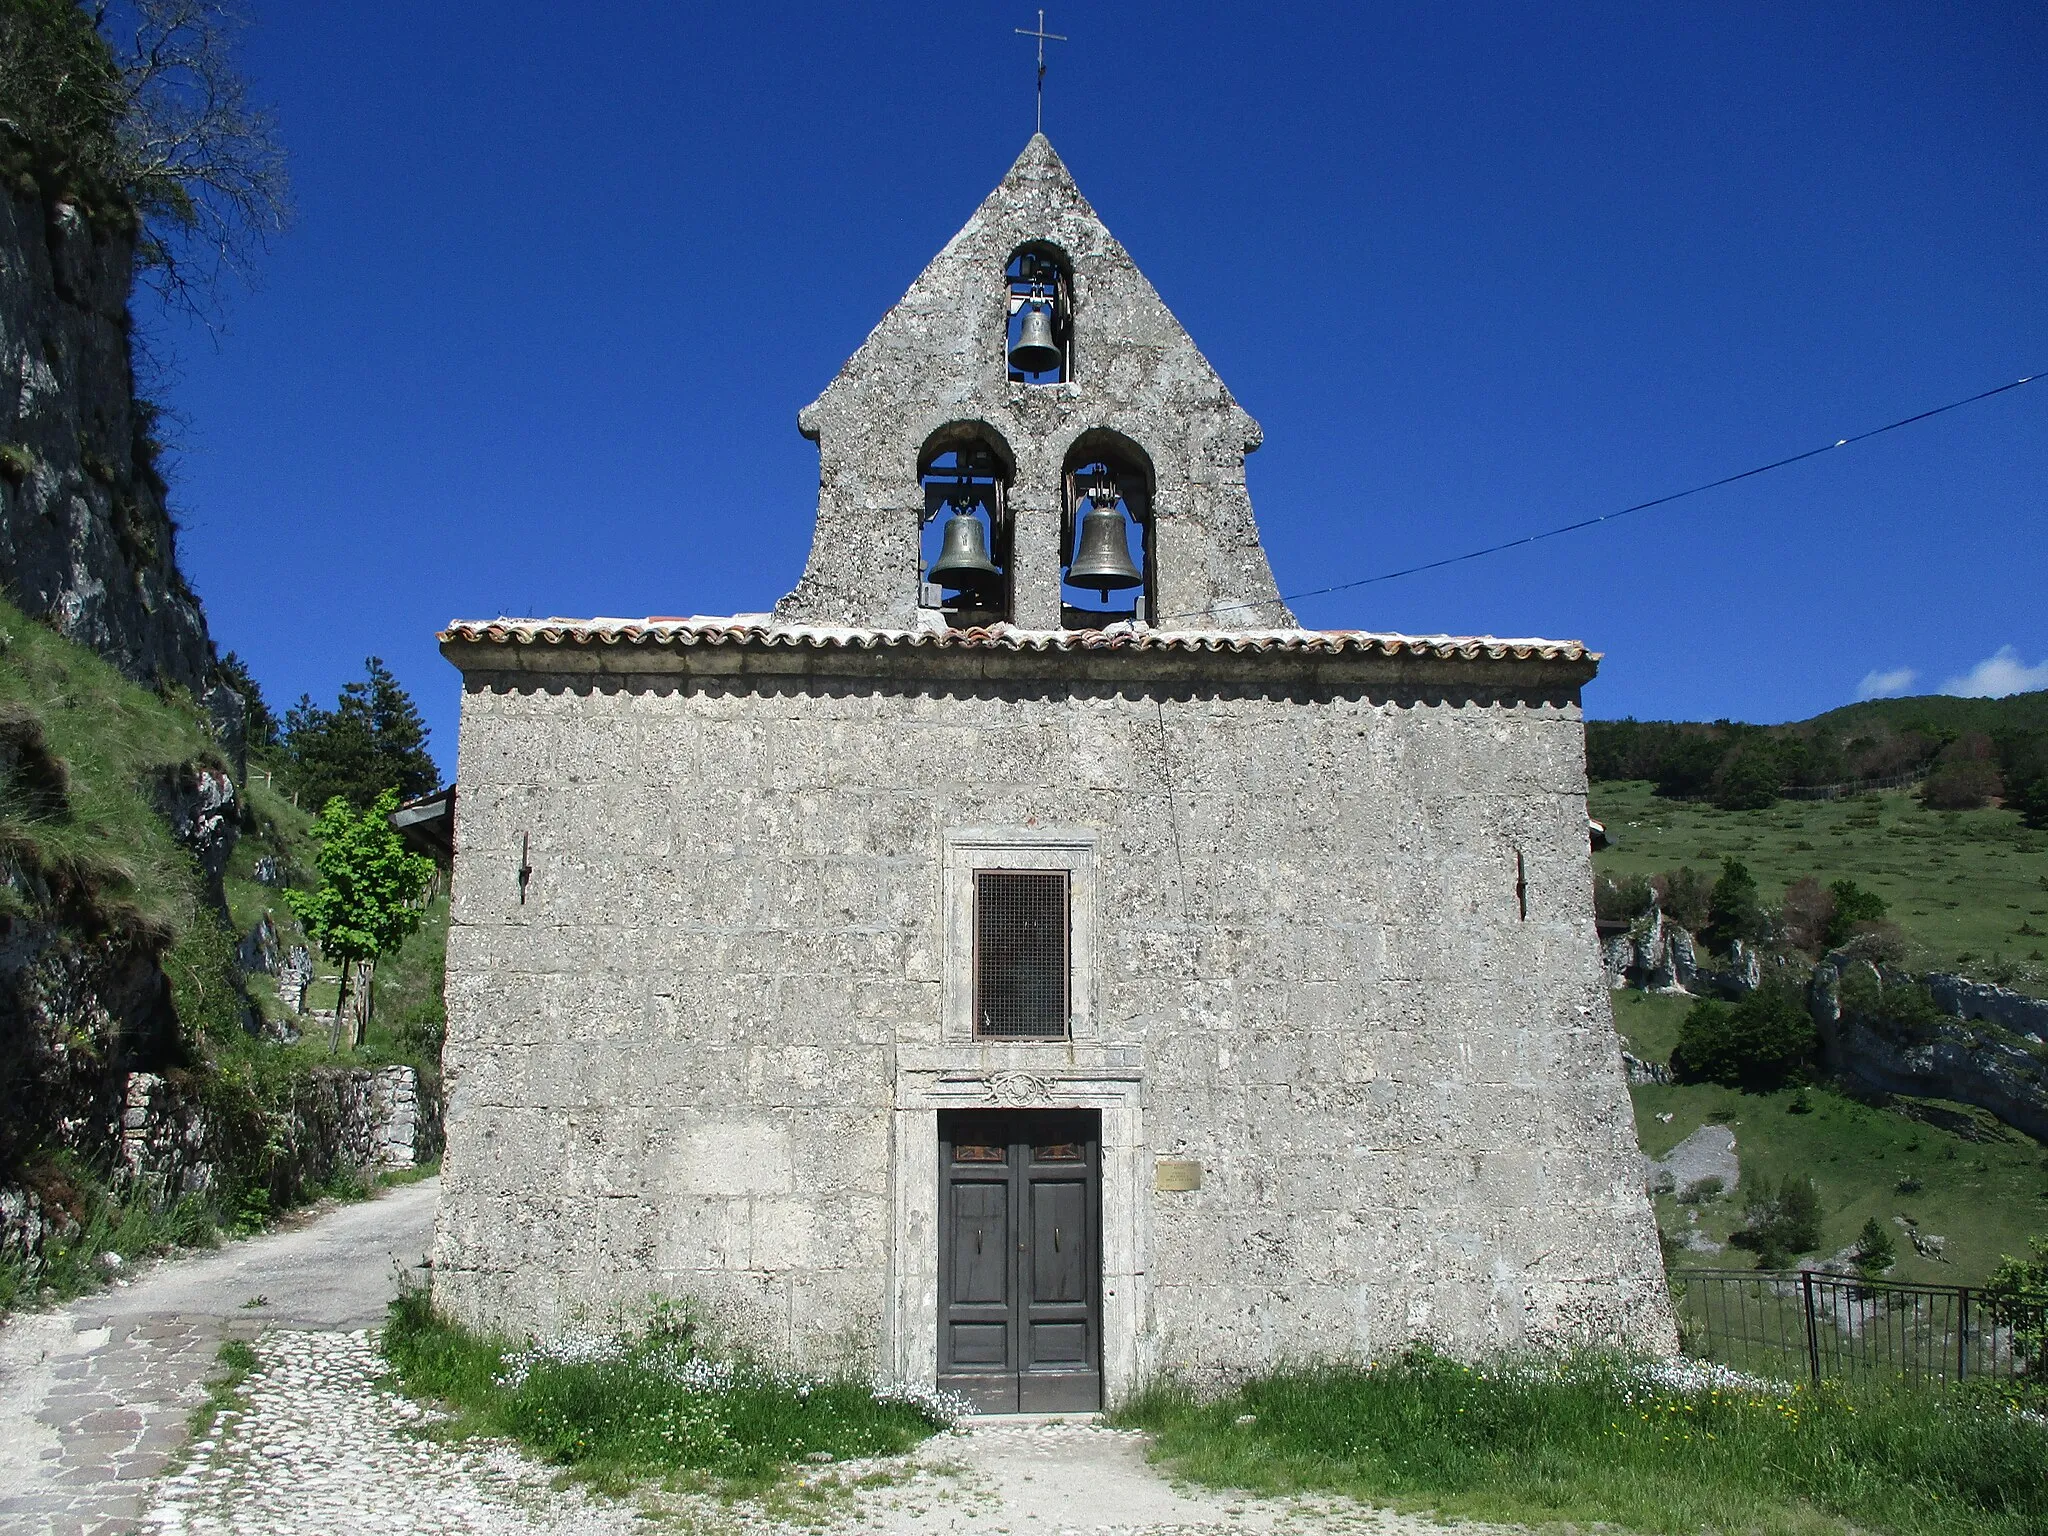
left=435, top=640, right=1675, bottom=1383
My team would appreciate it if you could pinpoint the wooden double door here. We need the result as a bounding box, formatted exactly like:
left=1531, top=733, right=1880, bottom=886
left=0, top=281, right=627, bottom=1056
left=938, top=1109, right=1102, bottom=1413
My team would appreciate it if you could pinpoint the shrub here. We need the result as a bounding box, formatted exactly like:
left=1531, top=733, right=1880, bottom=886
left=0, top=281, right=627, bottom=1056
left=1593, top=873, right=1653, bottom=922
left=1835, top=919, right=1907, bottom=966
left=1676, top=1176, right=1724, bottom=1205
left=1733, top=1173, right=1824, bottom=1268
left=1650, top=865, right=1713, bottom=932
left=1838, top=967, right=1947, bottom=1040
left=1780, top=876, right=1834, bottom=954
left=1671, top=982, right=1817, bottom=1091
left=1922, top=760, right=2003, bottom=811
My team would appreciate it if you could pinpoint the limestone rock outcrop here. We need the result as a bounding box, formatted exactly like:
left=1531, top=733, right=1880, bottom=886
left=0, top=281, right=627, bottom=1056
left=1925, top=973, right=2048, bottom=1043
left=1811, top=959, right=2048, bottom=1142
left=0, top=183, right=211, bottom=691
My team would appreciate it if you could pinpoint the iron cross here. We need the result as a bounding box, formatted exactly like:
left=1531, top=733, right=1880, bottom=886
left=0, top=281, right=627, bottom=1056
left=1015, top=10, right=1067, bottom=135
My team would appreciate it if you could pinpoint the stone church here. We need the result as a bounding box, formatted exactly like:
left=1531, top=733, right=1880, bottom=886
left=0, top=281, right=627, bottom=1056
left=433, top=136, right=1674, bottom=1410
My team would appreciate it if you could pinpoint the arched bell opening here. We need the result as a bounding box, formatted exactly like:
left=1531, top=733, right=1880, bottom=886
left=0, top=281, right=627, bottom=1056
left=919, top=425, right=1015, bottom=629
left=1005, top=244, right=1073, bottom=385
left=1059, top=432, right=1154, bottom=630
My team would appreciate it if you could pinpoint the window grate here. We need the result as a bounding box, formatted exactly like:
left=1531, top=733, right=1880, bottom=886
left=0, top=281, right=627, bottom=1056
left=973, top=870, right=1069, bottom=1038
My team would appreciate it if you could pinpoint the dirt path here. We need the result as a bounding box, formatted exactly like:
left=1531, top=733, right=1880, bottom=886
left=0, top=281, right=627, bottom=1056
left=2, top=1181, right=1526, bottom=1535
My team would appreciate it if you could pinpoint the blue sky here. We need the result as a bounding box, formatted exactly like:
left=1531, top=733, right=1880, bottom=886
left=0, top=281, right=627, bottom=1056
left=152, top=2, right=2047, bottom=777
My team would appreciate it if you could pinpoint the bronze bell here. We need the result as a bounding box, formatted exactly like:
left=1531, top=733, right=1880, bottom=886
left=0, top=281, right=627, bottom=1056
left=1009, top=303, right=1061, bottom=375
left=928, top=507, right=1002, bottom=594
left=1066, top=501, right=1143, bottom=592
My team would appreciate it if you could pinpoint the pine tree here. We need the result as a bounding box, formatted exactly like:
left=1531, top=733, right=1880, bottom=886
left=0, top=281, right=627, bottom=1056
left=282, top=657, right=438, bottom=811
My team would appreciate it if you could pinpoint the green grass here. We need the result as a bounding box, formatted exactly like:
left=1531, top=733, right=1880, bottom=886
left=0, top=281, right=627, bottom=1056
left=1591, top=781, right=2048, bottom=995
left=188, top=1338, right=260, bottom=1443
left=1613, top=992, right=2048, bottom=1286
left=380, top=1288, right=955, bottom=1495
left=1115, top=1351, right=2048, bottom=1536
left=0, top=596, right=223, bottom=937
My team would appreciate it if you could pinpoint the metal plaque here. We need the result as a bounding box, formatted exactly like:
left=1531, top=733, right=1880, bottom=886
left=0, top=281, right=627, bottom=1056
left=1155, top=1158, right=1202, bottom=1192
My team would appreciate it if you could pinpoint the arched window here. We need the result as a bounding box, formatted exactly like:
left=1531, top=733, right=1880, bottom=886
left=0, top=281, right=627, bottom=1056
left=919, top=426, right=1014, bottom=627
left=1060, top=433, right=1153, bottom=629
left=1005, top=245, right=1072, bottom=384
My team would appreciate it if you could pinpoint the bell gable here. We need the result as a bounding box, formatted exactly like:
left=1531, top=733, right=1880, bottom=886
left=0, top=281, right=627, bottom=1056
left=777, top=134, right=1291, bottom=632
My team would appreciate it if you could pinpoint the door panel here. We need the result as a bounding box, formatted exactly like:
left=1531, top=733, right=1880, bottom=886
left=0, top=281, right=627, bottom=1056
left=1029, top=1181, right=1087, bottom=1303
left=950, top=1184, right=1009, bottom=1305
left=938, top=1109, right=1101, bottom=1413
left=948, top=1323, right=1010, bottom=1365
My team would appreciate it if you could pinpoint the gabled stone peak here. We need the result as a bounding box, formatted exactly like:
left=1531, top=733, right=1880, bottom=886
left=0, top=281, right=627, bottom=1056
left=779, top=136, right=1288, bottom=634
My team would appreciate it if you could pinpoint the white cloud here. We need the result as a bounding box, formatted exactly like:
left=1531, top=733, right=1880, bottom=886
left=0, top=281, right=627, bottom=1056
left=1856, top=666, right=1918, bottom=701
left=1941, top=647, right=2048, bottom=699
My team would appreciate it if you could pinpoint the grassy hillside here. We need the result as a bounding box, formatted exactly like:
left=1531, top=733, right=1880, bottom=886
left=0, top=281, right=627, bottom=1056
left=1614, top=993, right=2048, bottom=1286
left=0, top=592, right=444, bottom=1063
left=1590, top=781, right=2048, bottom=994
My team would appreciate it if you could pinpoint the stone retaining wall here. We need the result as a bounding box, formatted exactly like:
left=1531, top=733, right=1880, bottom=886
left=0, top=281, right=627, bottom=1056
left=2, top=1065, right=440, bottom=1275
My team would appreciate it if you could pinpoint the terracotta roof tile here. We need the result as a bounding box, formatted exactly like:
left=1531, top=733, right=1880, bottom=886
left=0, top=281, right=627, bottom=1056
left=438, top=616, right=1594, bottom=665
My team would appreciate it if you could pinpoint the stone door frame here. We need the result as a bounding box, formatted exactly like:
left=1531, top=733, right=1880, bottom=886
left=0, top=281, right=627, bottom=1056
left=889, top=1049, right=1145, bottom=1403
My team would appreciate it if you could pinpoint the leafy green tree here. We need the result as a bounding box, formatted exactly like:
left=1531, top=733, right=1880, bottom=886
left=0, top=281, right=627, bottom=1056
left=1824, top=879, right=1888, bottom=948
left=1707, top=858, right=1765, bottom=948
left=1985, top=1237, right=2048, bottom=1377
left=1713, top=746, right=1782, bottom=810
left=283, top=657, right=437, bottom=812
left=286, top=790, right=433, bottom=1051
left=1671, top=981, right=1817, bottom=1092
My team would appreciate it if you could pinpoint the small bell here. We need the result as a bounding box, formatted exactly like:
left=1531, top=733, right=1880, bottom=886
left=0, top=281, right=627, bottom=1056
left=1008, top=302, right=1061, bottom=375
left=1066, top=501, right=1143, bottom=592
left=927, top=505, right=1002, bottom=595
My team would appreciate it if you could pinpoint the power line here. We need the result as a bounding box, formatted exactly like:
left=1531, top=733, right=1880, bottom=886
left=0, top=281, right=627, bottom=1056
left=1176, top=371, right=2043, bottom=625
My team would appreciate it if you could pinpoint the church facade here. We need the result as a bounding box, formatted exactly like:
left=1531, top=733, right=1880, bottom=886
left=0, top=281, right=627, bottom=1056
left=433, top=137, right=1674, bottom=1409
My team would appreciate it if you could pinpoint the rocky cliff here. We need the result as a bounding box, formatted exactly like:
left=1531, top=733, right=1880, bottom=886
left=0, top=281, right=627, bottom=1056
left=1811, top=959, right=2048, bottom=1143
left=0, top=180, right=211, bottom=693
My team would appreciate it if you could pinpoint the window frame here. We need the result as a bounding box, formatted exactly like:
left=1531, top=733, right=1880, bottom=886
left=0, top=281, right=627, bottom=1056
left=943, top=829, right=1097, bottom=1044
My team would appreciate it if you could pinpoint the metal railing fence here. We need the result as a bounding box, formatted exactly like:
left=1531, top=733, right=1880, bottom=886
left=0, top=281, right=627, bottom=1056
left=1672, top=1268, right=2043, bottom=1386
